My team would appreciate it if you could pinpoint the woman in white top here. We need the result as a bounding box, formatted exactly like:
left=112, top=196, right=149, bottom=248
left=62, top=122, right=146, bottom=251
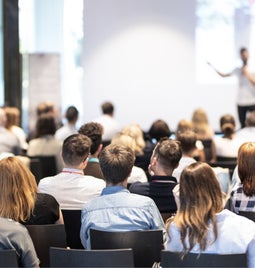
left=166, top=162, right=255, bottom=268
left=214, top=114, right=243, bottom=158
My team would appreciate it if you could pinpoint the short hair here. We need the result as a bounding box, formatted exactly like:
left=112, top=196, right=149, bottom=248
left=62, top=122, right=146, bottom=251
left=172, top=162, right=222, bottom=253
left=238, top=142, right=255, bottom=196
left=79, top=122, right=103, bottom=154
left=101, top=102, right=114, bottom=115
left=62, top=134, right=91, bottom=166
left=240, top=47, right=247, bottom=54
left=176, top=131, right=197, bottom=154
left=0, top=157, right=37, bottom=222
left=153, top=138, right=182, bottom=171
left=220, top=114, right=235, bottom=137
left=99, top=144, right=135, bottom=184
left=65, top=106, right=79, bottom=122
left=245, top=111, right=255, bottom=127
left=35, top=113, right=56, bottom=137
left=148, top=119, right=171, bottom=142
left=176, top=119, right=194, bottom=134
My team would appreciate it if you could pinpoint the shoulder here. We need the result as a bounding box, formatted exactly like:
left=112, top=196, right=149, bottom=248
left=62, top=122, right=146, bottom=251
left=84, top=175, right=106, bottom=185
left=129, top=182, right=149, bottom=192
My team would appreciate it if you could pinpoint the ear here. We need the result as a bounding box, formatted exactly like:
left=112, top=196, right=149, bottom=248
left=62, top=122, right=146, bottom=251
left=82, top=157, right=89, bottom=169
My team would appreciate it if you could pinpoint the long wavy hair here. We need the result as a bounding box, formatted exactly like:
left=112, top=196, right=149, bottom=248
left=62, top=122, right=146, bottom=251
left=0, top=157, right=37, bottom=222
left=238, top=142, right=255, bottom=196
left=168, top=162, right=223, bottom=254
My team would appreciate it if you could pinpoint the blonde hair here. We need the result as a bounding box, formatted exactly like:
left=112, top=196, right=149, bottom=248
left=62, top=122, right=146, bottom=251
left=111, top=133, right=136, bottom=153
left=192, top=108, right=214, bottom=139
left=167, top=162, right=223, bottom=254
left=121, top=124, right=145, bottom=155
left=4, top=107, right=20, bottom=129
left=0, top=157, right=37, bottom=222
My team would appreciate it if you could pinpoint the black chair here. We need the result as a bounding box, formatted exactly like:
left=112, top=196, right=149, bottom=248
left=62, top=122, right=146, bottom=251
left=239, top=210, right=255, bottom=222
left=160, top=251, right=247, bottom=267
left=26, top=224, right=67, bottom=267
left=90, top=229, right=164, bottom=267
left=0, top=249, right=18, bottom=267
left=50, top=247, right=134, bottom=267
left=29, top=155, right=57, bottom=184
left=61, top=210, right=83, bottom=249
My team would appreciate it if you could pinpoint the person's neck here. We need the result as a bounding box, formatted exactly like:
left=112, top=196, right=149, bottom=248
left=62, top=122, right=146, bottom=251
left=106, top=181, right=127, bottom=188
left=64, top=165, right=84, bottom=171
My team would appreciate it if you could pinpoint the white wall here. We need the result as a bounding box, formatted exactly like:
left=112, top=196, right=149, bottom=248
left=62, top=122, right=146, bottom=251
left=82, top=0, right=239, bottom=132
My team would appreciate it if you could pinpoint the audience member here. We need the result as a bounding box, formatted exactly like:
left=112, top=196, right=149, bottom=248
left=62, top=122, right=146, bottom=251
left=191, top=108, right=216, bottom=162
left=148, top=119, right=171, bottom=144
left=4, top=106, right=28, bottom=152
left=93, top=101, right=120, bottom=143
left=214, top=114, right=243, bottom=158
left=175, top=119, right=206, bottom=162
left=111, top=132, right=147, bottom=183
left=80, top=144, right=165, bottom=249
left=0, top=157, right=63, bottom=225
left=192, top=108, right=215, bottom=139
left=236, top=111, right=255, bottom=141
left=78, top=122, right=104, bottom=180
left=0, top=108, right=21, bottom=155
left=55, top=105, right=79, bottom=141
left=166, top=162, right=255, bottom=268
left=28, top=101, right=62, bottom=141
left=38, top=134, right=105, bottom=209
left=27, top=113, right=63, bottom=172
left=173, top=130, right=197, bottom=182
left=129, top=138, right=182, bottom=214
left=231, top=142, right=255, bottom=213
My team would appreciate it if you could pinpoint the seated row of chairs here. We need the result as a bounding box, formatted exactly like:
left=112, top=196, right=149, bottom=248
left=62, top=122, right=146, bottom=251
left=0, top=246, right=247, bottom=268
left=2, top=224, right=250, bottom=268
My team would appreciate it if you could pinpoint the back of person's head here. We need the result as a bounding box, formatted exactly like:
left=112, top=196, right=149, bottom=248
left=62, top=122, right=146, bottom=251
left=4, top=107, right=20, bottom=129
left=176, top=130, right=197, bottom=154
left=65, top=106, right=79, bottom=123
left=192, top=108, right=209, bottom=125
left=99, top=144, right=135, bottom=184
left=245, top=111, right=255, bottom=127
left=101, top=101, right=114, bottom=115
left=36, top=101, right=55, bottom=116
left=121, top=123, right=145, bottom=156
left=237, top=142, right=255, bottom=196
left=148, top=119, right=171, bottom=142
left=192, top=108, right=213, bottom=137
left=153, top=138, right=182, bottom=171
left=62, top=134, right=91, bottom=166
left=220, top=114, right=235, bottom=137
left=35, top=113, right=56, bottom=138
left=79, top=122, right=103, bottom=155
left=0, top=157, right=37, bottom=222
left=176, top=119, right=194, bottom=134
left=173, top=162, right=223, bottom=253
left=111, top=133, right=136, bottom=153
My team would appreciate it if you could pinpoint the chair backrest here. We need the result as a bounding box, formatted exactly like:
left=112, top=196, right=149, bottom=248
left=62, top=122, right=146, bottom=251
left=0, top=249, right=18, bottom=267
left=90, top=229, right=164, bottom=267
left=29, top=155, right=57, bottom=183
left=50, top=247, right=134, bottom=267
left=26, top=224, right=67, bottom=267
left=61, top=210, right=83, bottom=249
left=239, top=210, right=255, bottom=222
left=160, top=251, right=247, bottom=268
